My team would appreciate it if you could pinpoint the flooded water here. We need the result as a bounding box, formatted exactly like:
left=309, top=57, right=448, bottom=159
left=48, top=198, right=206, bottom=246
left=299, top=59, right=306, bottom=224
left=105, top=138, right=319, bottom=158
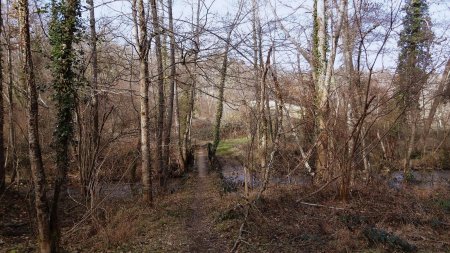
left=220, top=159, right=312, bottom=187
left=66, top=182, right=139, bottom=200
left=221, top=158, right=450, bottom=190
left=389, top=170, right=450, bottom=190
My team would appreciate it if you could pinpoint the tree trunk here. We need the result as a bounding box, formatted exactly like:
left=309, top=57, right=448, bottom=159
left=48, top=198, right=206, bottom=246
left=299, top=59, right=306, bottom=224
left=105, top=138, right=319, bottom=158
left=260, top=47, right=272, bottom=189
left=6, top=0, right=17, bottom=184
left=48, top=0, right=81, bottom=249
left=252, top=0, right=260, bottom=128
left=313, top=0, right=329, bottom=179
left=340, top=0, right=354, bottom=200
left=404, top=109, right=418, bottom=172
left=19, top=0, right=52, bottom=250
left=133, top=0, right=153, bottom=203
left=76, top=0, right=100, bottom=208
left=422, top=59, right=450, bottom=148
left=88, top=0, right=99, bottom=152
left=212, top=26, right=233, bottom=155
left=181, top=0, right=201, bottom=168
left=162, top=0, right=176, bottom=182
left=0, top=0, right=5, bottom=192
left=150, top=0, right=166, bottom=188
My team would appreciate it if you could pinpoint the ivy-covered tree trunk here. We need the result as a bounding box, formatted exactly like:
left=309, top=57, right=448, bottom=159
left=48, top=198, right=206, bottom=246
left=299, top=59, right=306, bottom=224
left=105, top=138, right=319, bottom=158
left=49, top=0, right=81, bottom=250
left=19, top=0, right=52, bottom=250
left=396, top=0, right=433, bottom=171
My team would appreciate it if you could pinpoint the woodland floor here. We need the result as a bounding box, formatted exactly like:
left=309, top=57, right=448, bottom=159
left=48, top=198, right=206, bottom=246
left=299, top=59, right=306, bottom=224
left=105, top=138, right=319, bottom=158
left=1, top=146, right=450, bottom=252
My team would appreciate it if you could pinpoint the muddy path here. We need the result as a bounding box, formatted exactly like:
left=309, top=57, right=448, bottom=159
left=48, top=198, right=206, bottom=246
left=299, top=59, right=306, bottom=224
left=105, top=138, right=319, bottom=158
left=183, top=147, right=227, bottom=252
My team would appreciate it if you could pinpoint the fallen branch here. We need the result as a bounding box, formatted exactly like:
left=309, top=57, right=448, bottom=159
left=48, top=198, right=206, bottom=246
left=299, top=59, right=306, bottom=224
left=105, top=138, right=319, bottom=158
left=230, top=205, right=249, bottom=253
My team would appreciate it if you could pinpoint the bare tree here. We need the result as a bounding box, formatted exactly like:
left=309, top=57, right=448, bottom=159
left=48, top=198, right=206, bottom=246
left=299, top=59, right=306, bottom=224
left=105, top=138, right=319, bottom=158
left=150, top=0, right=166, bottom=188
left=211, top=18, right=238, bottom=155
left=76, top=0, right=101, bottom=208
left=6, top=0, right=17, bottom=184
left=19, top=0, right=51, bottom=250
left=162, top=0, right=176, bottom=182
left=312, top=0, right=330, bottom=177
left=133, top=0, right=153, bottom=203
left=422, top=59, right=450, bottom=147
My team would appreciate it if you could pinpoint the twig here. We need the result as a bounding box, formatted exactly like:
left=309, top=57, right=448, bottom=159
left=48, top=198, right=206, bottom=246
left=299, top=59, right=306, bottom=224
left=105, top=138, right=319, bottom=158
left=419, top=236, right=450, bottom=245
left=297, top=201, right=346, bottom=210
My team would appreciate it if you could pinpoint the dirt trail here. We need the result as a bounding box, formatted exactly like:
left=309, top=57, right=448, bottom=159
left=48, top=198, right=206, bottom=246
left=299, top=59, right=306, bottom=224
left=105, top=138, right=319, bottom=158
left=183, top=147, right=226, bottom=252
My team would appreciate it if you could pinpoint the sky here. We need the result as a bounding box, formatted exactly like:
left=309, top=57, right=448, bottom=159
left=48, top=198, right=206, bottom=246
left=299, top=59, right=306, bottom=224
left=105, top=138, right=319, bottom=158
left=86, top=0, right=450, bottom=72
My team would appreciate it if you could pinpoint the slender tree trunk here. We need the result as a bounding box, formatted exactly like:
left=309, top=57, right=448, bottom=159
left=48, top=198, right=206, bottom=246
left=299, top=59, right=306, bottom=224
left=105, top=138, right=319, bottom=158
left=133, top=0, right=152, bottom=203
left=174, top=82, right=186, bottom=171
left=211, top=26, right=234, bottom=155
left=252, top=0, right=260, bottom=126
left=312, top=0, right=329, bottom=179
left=88, top=0, right=98, bottom=150
left=19, top=0, right=52, bottom=250
left=341, top=0, right=353, bottom=200
left=260, top=47, right=272, bottom=187
left=0, top=0, right=5, bottom=192
left=270, top=61, right=284, bottom=145
left=77, top=0, right=100, bottom=208
left=404, top=109, right=418, bottom=171
left=422, top=59, right=450, bottom=147
left=181, top=0, right=201, bottom=167
left=150, top=0, right=166, bottom=188
left=6, top=0, right=17, bottom=184
left=162, top=0, right=176, bottom=181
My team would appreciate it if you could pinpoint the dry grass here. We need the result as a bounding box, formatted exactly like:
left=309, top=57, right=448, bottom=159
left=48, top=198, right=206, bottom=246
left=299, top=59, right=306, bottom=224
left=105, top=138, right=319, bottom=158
left=232, top=182, right=450, bottom=253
